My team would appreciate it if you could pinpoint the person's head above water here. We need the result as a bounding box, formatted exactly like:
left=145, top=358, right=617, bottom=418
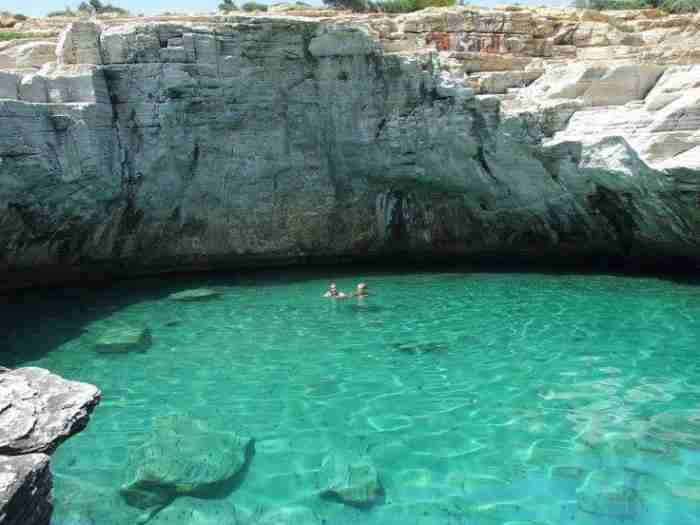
left=353, top=282, right=369, bottom=296
left=324, top=282, right=340, bottom=297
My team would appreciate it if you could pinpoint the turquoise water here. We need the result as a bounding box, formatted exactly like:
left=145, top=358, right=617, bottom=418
left=3, top=268, right=700, bottom=525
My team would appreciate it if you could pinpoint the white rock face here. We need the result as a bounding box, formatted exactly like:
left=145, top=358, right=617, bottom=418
left=56, top=21, right=103, bottom=66
left=0, top=41, right=55, bottom=70
left=0, top=11, right=698, bottom=289
left=645, top=66, right=700, bottom=111
left=523, top=63, right=665, bottom=106
left=527, top=63, right=700, bottom=171
left=582, top=64, right=665, bottom=106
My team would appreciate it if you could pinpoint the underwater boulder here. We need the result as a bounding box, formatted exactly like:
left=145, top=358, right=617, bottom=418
left=391, top=341, right=449, bottom=354
left=147, top=496, right=247, bottom=525
left=120, top=415, right=254, bottom=510
left=318, top=451, right=383, bottom=508
left=53, top=473, right=159, bottom=525
left=256, top=506, right=322, bottom=525
left=577, top=469, right=642, bottom=520
left=94, top=326, right=151, bottom=353
left=168, top=288, right=223, bottom=302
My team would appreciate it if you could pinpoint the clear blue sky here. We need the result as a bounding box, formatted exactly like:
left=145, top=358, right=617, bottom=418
left=5, top=0, right=565, bottom=18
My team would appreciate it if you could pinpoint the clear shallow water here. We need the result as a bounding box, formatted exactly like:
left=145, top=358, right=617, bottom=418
left=3, top=268, right=700, bottom=525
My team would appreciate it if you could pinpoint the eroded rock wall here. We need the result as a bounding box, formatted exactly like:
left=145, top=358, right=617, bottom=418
left=0, top=9, right=698, bottom=289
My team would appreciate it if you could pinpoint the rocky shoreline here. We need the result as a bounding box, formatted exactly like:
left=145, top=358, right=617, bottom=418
left=0, top=6, right=698, bottom=291
left=0, top=367, right=100, bottom=525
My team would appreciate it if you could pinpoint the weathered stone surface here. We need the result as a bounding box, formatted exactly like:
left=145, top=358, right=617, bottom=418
left=582, top=64, right=665, bottom=106
left=319, top=451, right=383, bottom=508
left=0, top=367, right=101, bottom=455
left=0, top=41, right=55, bottom=70
left=95, top=326, right=152, bottom=353
left=168, top=288, right=223, bottom=302
left=0, top=72, right=18, bottom=100
left=309, top=27, right=377, bottom=57
left=0, top=368, right=100, bottom=525
left=645, top=65, right=700, bottom=111
left=0, top=454, right=52, bottom=525
left=532, top=63, right=700, bottom=172
left=56, top=21, right=103, bottom=66
left=121, top=415, right=254, bottom=510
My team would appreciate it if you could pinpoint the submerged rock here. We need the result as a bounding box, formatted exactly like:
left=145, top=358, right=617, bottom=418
left=256, top=506, right=322, bottom=525
left=53, top=474, right=158, bottom=525
left=147, top=496, right=245, bottom=525
left=168, top=289, right=223, bottom=302
left=121, top=415, right=254, bottom=510
left=94, top=326, right=152, bottom=353
left=391, top=341, right=449, bottom=354
left=577, top=469, right=642, bottom=520
left=318, top=451, right=383, bottom=508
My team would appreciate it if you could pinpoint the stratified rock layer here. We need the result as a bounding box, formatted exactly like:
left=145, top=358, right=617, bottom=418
left=0, top=368, right=100, bottom=525
left=0, top=8, right=698, bottom=289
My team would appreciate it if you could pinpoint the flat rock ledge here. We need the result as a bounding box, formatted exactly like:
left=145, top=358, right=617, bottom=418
left=167, top=288, right=224, bottom=302
left=0, top=367, right=101, bottom=525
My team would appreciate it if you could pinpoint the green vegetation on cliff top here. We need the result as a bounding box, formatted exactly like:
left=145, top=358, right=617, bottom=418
left=322, top=0, right=455, bottom=12
left=574, top=0, right=700, bottom=13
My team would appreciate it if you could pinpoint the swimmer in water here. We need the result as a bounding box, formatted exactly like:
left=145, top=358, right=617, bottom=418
left=351, top=282, right=369, bottom=297
left=323, top=282, right=348, bottom=298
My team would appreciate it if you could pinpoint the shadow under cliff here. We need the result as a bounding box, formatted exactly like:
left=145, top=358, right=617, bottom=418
left=1, top=252, right=698, bottom=368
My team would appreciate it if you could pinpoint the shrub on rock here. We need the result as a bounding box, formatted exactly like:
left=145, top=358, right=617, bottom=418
left=242, top=2, right=269, bottom=11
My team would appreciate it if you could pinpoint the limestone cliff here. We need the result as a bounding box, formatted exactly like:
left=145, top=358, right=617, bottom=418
left=0, top=7, right=698, bottom=289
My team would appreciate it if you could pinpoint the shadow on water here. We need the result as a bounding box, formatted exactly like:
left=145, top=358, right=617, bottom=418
left=1, top=255, right=698, bottom=367
left=0, top=274, right=236, bottom=367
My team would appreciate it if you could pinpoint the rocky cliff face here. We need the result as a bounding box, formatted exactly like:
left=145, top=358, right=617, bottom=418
left=0, top=7, right=698, bottom=289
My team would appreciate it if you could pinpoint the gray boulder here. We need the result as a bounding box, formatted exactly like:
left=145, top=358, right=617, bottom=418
left=0, top=367, right=101, bottom=455
left=121, top=415, right=254, bottom=509
left=318, top=451, right=383, bottom=508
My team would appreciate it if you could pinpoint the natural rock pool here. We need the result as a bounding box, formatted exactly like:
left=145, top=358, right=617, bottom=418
left=3, top=268, right=700, bottom=525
